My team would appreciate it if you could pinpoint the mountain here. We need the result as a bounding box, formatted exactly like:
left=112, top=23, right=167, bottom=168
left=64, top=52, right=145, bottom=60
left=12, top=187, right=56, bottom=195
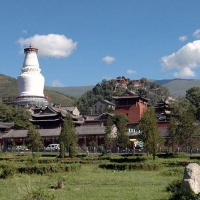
left=0, top=74, right=18, bottom=98
left=155, top=79, right=200, bottom=97
left=45, top=85, right=94, bottom=98
left=46, top=79, right=200, bottom=98
left=44, top=90, right=76, bottom=106
left=1, top=73, right=200, bottom=102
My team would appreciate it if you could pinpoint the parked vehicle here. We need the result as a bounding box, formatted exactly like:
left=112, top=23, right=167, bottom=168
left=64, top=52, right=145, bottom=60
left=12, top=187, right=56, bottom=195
left=15, top=145, right=28, bottom=151
left=45, top=144, right=60, bottom=151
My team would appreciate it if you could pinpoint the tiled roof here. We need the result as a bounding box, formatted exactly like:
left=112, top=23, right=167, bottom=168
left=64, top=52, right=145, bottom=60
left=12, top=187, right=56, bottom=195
left=31, top=113, right=58, bottom=117
left=76, top=125, right=105, bottom=135
left=95, top=113, right=114, bottom=120
left=2, top=128, right=61, bottom=138
left=65, top=107, right=76, bottom=112
left=2, top=125, right=106, bottom=139
left=0, top=122, right=14, bottom=129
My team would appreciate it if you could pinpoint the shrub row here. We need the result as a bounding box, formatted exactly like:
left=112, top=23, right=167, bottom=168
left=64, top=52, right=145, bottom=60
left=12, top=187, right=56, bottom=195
left=109, top=156, right=146, bottom=163
left=164, top=161, right=192, bottom=167
left=18, top=163, right=81, bottom=175
left=99, top=163, right=162, bottom=171
left=0, top=162, right=81, bottom=178
left=190, top=155, right=200, bottom=160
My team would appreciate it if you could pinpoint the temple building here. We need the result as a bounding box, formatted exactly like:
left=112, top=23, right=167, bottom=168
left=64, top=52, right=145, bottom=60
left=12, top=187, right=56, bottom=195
left=112, top=90, right=148, bottom=123
left=13, top=45, right=49, bottom=106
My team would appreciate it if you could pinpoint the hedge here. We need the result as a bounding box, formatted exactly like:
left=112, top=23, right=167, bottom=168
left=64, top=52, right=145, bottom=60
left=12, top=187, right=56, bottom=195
left=99, top=163, right=162, bottom=171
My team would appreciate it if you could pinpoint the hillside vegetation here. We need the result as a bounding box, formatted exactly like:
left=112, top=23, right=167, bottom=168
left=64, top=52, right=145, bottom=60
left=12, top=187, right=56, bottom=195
left=77, top=78, right=170, bottom=114
left=0, top=74, right=18, bottom=98
left=45, top=85, right=94, bottom=98
left=44, top=90, right=76, bottom=106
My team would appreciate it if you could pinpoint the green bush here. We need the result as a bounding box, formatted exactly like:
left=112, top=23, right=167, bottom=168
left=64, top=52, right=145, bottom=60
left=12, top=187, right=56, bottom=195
left=109, top=156, right=146, bottom=163
left=167, top=179, right=200, bottom=200
left=26, top=153, right=41, bottom=165
left=18, top=163, right=81, bottom=175
left=0, top=162, right=16, bottom=179
left=190, top=155, right=200, bottom=160
left=165, top=161, right=191, bottom=167
left=166, top=179, right=182, bottom=193
left=99, top=163, right=162, bottom=171
left=66, top=163, right=81, bottom=172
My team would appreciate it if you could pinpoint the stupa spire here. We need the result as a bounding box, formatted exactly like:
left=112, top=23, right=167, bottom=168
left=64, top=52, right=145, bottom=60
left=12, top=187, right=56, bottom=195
left=14, top=45, right=49, bottom=106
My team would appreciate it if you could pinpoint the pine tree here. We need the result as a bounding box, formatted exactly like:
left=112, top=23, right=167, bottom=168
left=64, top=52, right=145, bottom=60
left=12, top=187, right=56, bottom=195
left=27, top=125, right=42, bottom=154
left=139, top=106, right=162, bottom=160
left=113, top=114, right=129, bottom=150
left=59, top=114, right=78, bottom=158
left=166, top=117, right=178, bottom=155
left=176, top=109, right=199, bottom=154
left=104, top=115, right=114, bottom=153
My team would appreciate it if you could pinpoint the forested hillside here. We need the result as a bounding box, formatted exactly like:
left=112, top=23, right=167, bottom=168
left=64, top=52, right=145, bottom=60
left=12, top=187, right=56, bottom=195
left=0, top=74, right=18, bottom=99
left=45, top=86, right=94, bottom=98
left=77, top=78, right=170, bottom=114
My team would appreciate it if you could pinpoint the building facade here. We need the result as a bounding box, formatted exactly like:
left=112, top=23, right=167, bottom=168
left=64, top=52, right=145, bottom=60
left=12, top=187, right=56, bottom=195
left=113, top=90, right=148, bottom=123
left=92, top=99, right=115, bottom=115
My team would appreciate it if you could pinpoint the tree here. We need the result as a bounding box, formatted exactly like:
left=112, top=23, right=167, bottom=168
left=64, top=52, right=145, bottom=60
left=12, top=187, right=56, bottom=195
left=104, top=115, right=114, bottom=153
left=0, top=104, right=32, bottom=129
left=27, top=125, right=42, bottom=154
left=186, top=87, right=200, bottom=120
left=12, top=106, right=32, bottom=129
left=139, top=106, right=162, bottom=160
left=59, top=114, right=78, bottom=158
left=169, top=98, right=199, bottom=154
left=166, top=117, right=178, bottom=155
left=113, top=114, right=129, bottom=150
left=176, top=109, right=199, bottom=154
left=0, top=103, right=13, bottom=122
left=169, top=97, right=195, bottom=120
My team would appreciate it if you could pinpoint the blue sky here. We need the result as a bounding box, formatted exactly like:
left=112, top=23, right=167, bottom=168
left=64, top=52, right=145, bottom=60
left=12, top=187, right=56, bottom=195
left=1, top=0, right=200, bottom=86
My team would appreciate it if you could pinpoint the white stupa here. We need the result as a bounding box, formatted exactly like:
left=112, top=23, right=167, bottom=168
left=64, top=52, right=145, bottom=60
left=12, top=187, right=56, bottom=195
left=14, top=45, right=49, bottom=106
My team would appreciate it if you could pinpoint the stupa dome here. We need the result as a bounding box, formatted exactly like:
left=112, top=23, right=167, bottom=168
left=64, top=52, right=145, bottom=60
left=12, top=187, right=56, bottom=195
left=14, top=45, right=49, bottom=106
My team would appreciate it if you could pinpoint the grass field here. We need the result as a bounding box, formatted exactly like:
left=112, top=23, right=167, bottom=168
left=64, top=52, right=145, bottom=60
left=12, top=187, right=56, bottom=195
left=0, top=153, right=194, bottom=200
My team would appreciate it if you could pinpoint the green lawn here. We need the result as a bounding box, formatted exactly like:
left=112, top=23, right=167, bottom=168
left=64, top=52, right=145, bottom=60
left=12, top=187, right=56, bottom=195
left=0, top=160, right=184, bottom=200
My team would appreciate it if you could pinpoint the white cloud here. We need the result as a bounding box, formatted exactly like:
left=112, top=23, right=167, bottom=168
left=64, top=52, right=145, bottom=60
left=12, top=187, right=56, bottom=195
left=174, top=67, right=196, bottom=78
left=161, top=40, right=200, bottom=78
left=102, top=56, right=115, bottom=64
left=193, top=29, right=200, bottom=39
left=17, top=34, right=77, bottom=58
left=179, top=35, right=187, bottom=42
left=127, top=69, right=136, bottom=75
left=52, top=80, right=64, bottom=87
